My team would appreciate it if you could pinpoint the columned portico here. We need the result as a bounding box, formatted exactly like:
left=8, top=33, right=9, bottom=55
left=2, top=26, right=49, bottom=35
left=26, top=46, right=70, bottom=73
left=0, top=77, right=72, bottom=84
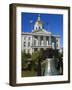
left=32, top=35, right=52, bottom=47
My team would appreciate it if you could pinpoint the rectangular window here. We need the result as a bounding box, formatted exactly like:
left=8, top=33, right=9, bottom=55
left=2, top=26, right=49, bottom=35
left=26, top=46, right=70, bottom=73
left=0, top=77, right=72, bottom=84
left=41, top=36, right=43, bottom=40
left=34, top=40, right=36, bottom=46
left=28, top=37, right=30, bottom=40
left=24, top=42, right=26, bottom=47
left=28, top=42, right=30, bottom=46
left=24, top=36, right=26, bottom=40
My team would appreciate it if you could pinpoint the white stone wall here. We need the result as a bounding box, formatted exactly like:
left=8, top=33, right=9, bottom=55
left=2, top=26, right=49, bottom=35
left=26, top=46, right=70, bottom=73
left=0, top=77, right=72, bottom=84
left=21, top=34, right=60, bottom=54
left=21, top=35, right=32, bottom=54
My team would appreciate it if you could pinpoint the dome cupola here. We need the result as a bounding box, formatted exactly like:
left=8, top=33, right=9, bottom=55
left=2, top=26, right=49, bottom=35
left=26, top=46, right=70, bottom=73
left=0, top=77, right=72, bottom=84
left=34, top=14, right=43, bottom=31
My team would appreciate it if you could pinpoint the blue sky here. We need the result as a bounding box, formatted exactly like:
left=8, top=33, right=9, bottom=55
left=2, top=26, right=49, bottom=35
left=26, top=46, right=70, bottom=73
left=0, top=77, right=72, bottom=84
left=21, top=12, right=63, bottom=48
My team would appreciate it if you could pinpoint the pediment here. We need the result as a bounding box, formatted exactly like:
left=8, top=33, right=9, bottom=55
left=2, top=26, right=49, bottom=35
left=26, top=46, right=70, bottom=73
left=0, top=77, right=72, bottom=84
left=32, top=29, right=51, bottom=35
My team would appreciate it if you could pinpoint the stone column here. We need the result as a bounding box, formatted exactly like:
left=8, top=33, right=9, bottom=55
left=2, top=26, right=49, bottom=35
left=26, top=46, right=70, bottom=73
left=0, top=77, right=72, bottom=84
left=38, top=36, right=40, bottom=46
left=32, top=35, right=34, bottom=46
left=49, top=36, right=51, bottom=45
left=37, top=36, right=38, bottom=46
left=43, top=36, right=46, bottom=46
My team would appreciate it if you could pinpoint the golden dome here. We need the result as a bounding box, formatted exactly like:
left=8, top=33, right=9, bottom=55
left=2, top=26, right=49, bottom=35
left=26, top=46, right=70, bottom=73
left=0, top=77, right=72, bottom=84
left=35, top=21, right=43, bottom=25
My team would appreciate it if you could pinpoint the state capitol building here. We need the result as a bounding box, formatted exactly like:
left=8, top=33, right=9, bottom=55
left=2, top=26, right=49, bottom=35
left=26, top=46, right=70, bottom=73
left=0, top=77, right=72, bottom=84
left=21, top=14, right=60, bottom=54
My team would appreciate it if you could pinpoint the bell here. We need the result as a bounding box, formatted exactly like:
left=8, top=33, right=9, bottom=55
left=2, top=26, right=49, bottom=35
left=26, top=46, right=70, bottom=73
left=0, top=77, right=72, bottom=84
left=42, top=58, right=59, bottom=76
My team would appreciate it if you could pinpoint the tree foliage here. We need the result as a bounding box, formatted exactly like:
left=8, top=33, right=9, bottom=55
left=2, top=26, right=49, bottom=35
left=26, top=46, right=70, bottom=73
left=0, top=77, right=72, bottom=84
left=31, top=50, right=43, bottom=62
left=22, top=51, right=31, bottom=69
left=31, top=50, right=44, bottom=76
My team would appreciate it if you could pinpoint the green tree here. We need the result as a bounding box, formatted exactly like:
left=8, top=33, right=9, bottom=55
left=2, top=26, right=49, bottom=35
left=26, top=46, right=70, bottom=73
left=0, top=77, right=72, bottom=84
left=32, top=50, right=43, bottom=76
left=22, top=51, right=31, bottom=70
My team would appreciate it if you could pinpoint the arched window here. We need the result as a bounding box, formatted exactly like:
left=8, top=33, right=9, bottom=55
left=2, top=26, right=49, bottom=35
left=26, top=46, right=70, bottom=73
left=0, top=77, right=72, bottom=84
left=36, top=27, right=37, bottom=30
left=39, top=26, right=41, bottom=30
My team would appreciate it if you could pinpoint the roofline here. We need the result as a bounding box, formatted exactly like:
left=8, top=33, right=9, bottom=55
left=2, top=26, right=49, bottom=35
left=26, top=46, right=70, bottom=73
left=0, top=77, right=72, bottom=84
left=21, top=32, right=60, bottom=37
